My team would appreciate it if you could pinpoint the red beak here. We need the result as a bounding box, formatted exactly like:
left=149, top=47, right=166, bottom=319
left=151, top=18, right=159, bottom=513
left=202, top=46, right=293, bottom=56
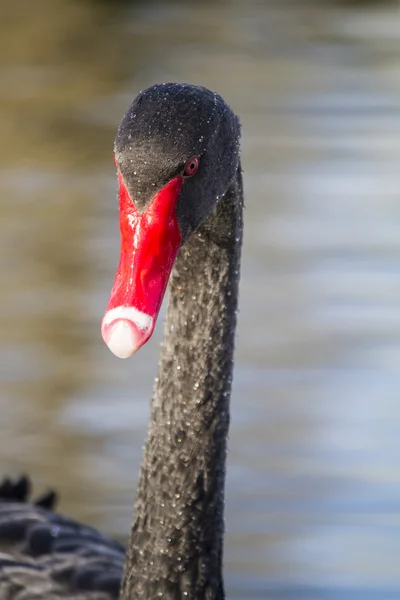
left=101, top=168, right=183, bottom=358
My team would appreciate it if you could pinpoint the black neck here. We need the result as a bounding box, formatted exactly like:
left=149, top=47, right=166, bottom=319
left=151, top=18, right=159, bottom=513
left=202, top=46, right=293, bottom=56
left=121, top=167, right=243, bottom=600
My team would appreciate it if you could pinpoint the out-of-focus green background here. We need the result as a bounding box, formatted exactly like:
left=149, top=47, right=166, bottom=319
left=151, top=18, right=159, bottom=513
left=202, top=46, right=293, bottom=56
left=1, top=1, right=400, bottom=597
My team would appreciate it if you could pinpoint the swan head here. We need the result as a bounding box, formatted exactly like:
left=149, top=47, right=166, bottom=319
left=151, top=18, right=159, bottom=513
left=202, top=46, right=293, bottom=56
left=101, top=83, right=241, bottom=358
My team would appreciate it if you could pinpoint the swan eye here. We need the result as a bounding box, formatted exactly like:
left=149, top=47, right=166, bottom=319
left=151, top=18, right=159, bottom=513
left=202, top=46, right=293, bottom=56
left=184, top=156, right=199, bottom=178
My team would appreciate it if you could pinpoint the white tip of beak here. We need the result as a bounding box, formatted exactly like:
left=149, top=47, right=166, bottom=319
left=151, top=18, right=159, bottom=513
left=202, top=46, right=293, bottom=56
left=101, top=306, right=153, bottom=359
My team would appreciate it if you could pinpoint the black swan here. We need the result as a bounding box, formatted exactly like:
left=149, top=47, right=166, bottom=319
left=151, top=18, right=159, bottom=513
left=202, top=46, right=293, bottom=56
left=0, top=83, right=243, bottom=599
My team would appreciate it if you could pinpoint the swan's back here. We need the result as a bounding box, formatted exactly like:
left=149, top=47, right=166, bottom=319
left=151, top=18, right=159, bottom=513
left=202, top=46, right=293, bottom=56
left=0, top=477, right=124, bottom=599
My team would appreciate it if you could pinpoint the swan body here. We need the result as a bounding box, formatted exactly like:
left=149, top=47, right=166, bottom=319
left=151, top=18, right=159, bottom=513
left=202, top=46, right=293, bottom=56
left=0, top=83, right=243, bottom=600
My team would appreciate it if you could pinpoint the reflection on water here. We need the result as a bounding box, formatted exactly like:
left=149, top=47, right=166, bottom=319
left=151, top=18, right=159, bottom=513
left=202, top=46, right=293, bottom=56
left=1, top=1, right=400, bottom=598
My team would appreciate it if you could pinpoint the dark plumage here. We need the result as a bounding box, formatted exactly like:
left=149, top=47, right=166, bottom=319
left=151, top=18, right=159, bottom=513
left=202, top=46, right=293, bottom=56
left=0, top=82, right=243, bottom=599
left=0, top=476, right=124, bottom=599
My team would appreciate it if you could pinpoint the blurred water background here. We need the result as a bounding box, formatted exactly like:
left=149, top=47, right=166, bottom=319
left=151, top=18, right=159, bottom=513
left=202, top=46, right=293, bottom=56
left=1, top=0, right=400, bottom=598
